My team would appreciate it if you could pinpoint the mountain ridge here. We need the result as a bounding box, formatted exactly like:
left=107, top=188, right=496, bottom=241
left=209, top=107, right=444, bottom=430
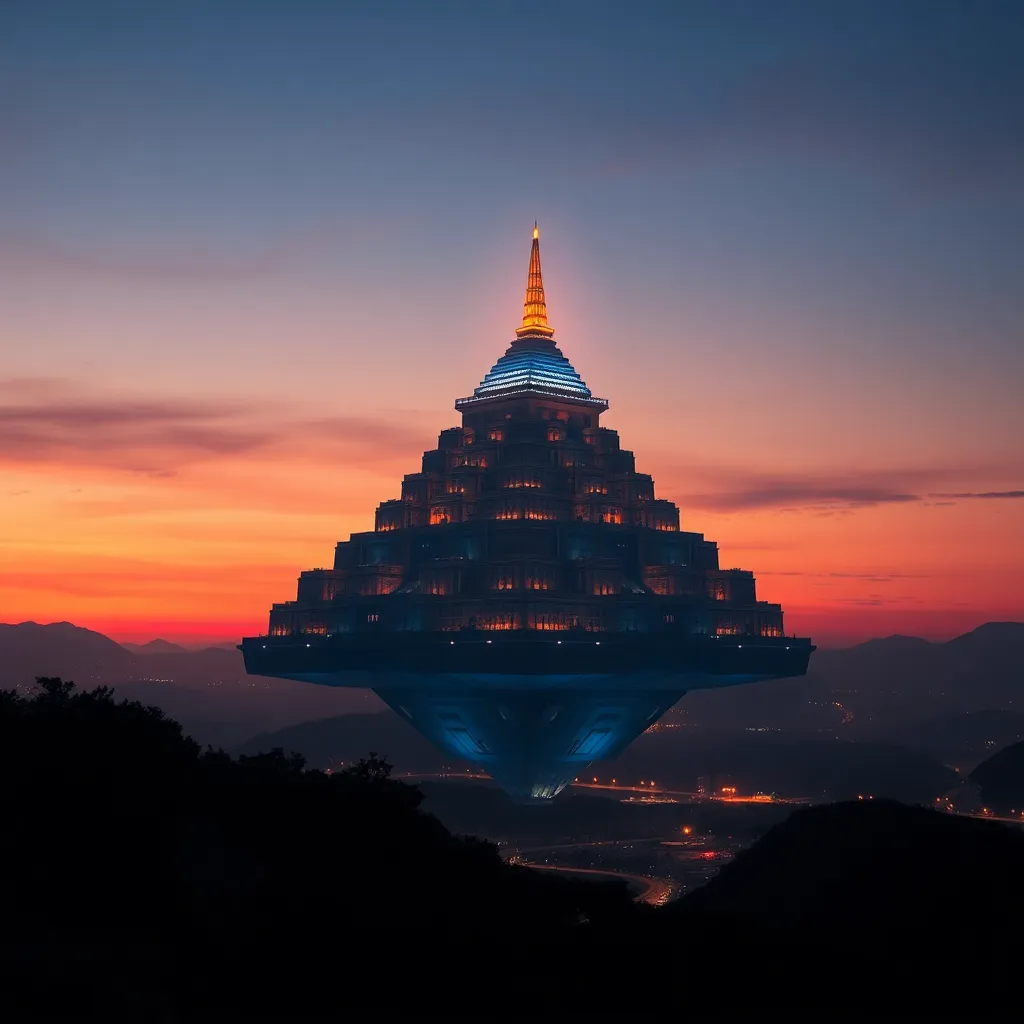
left=121, top=638, right=188, bottom=654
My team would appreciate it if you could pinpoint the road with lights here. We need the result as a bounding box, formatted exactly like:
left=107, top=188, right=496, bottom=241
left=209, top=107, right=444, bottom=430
left=399, top=770, right=810, bottom=804
left=522, top=863, right=678, bottom=907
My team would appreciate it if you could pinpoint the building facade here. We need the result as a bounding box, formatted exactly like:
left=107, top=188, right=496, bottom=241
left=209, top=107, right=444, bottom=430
left=242, top=227, right=813, bottom=801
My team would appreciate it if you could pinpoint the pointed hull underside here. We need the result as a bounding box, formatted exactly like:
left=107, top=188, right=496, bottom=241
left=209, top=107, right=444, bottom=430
left=241, top=633, right=812, bottom=802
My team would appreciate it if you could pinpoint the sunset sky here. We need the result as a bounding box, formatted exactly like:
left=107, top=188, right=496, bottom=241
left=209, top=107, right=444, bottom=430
left=2, top=0, right=1022, bottom=646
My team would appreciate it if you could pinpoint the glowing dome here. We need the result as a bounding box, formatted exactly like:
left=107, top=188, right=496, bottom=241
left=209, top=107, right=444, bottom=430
left=459, top=336, right=603, bottom=408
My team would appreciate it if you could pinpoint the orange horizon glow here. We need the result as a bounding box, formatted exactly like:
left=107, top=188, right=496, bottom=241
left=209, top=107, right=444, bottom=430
left=2, top=371, right=1021, bottom=647
left=2, top=231, right=1022, bottom=648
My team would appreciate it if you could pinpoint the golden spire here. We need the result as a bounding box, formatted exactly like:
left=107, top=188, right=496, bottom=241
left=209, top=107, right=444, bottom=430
left=515, top=222, right=555, bottom=339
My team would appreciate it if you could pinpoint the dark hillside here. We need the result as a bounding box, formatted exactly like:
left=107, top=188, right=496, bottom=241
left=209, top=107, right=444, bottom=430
left=971, top=740, right=1024, bottom=810
left=677, top=798, right=1024, bottom=921
left=0, top=678, right=633, bottom=1013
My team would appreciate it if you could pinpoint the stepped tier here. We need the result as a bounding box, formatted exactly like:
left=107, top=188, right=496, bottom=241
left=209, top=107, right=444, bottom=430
left=242, top=226, right=813, bottom=801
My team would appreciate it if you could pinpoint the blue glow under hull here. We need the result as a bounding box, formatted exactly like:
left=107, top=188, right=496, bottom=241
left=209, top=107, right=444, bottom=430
left=241, top=633, right=812, bottom=801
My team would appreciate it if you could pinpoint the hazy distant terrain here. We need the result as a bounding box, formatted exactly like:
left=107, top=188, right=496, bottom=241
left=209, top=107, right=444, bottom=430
left=0, top=621, right=382, bottom=747
left=680, top=621, right=1024, bottom=765
left=2, top=619, right=1022, bottom=773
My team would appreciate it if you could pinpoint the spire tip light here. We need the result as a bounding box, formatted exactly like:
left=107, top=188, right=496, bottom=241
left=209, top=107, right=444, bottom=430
left=516, top=224, right=554, bottom=339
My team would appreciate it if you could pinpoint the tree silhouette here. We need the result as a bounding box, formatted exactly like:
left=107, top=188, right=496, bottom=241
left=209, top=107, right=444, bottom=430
left=0, top=677, right=637, bottom=1014
left=343, top=750, right=393, bottom=781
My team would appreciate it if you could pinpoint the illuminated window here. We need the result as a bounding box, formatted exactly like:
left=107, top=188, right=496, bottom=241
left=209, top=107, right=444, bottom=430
left=270, top=625, right=291, bottom=636
left=430, top=507, right=452, bottom=525
left=600, top=507, right=622, bottom=525
left=761, top=624, right=783, bottom=637
left=584, top=480, right=607, bottom=495
left=488, top=428, right=504, bottom=442
left=478, top=612, right=517, bottom=630
left=529, top=611, right=578, bottom=631
left=503, top=473, right=542, bottom=489
left=556, top=410, right=569, bottom=422
left=367, top=614, right=379, bottom=623
left=491, top=573, right=514, bottom=591
left=463, top=428, right=474, bottom=445
left=426, top=579, right=446, bottom=596
left=712, top=581, right=727, bottom=601
left=547, top=426, right=562, bottom=442
left=359, top=575, right=397, bottom=596
left=301, top=624, right=328, bottom=635
left=715, top=625, right=740, bottom=636
left=447, top=481, right=465, bottom=495
left=593, top=582, right=615, bottom=595
left=664, top=614, right=674, bottom=624
left=524, top=508, right=555, bottom=520
left=525, top=567, right=551, bottom=591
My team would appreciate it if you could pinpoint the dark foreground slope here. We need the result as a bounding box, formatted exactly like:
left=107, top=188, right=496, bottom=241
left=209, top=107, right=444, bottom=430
left=971, top=739, right=1024, bottom=810
left=2, top=679, right=1022, bottom=1015
left=0, top=679, right=634, bottom=1015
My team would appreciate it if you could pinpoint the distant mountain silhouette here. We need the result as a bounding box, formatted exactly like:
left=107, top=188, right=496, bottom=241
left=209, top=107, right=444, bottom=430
left=0, top=620, right=134, bottom=682
left=814, top=621, right=1024, bottom=708
left=685, top=620, right=1024, bottom=740
left=0, top=621, right=380, bottom=747
left=121, top=638, right=187, bottom=654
